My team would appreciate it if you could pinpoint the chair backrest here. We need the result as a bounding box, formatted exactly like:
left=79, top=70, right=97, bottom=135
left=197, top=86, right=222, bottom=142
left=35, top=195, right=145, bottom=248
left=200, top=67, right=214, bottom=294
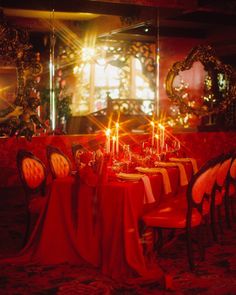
left=46, top=145, right=72, bottom=178
left=216, top=153, right=233, bottom=188
left=17, top=149, right=47, bottom=197
left=230, top=157, right=236, bottom=179
left=72, top=144, right=87, bottom=169
left=224, top=151, right=236, bottom=192
left=187, top=154, right=223, bottom=214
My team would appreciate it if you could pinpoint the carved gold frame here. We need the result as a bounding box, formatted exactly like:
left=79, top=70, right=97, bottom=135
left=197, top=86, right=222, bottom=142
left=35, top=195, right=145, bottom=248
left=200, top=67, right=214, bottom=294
left=165, top=44, right=236, bottom=117
left=0, top=14, right=42, bottom=139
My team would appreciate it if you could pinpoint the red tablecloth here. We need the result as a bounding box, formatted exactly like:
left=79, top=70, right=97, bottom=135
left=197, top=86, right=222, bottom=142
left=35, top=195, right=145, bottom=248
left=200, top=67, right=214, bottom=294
left=0, top=162, right=193, bottom=281
left=0, top=176, right=85, bottom=264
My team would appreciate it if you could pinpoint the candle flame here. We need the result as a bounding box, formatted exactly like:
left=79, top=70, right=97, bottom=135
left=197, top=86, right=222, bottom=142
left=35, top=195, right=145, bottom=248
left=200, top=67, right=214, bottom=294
left=115, top=122, right=119, bottom=128
left=150, top=121, right=155, bottom=127
left=158, top=123, right=165, bottom=130
left=105, top=128, right=111, bottom=136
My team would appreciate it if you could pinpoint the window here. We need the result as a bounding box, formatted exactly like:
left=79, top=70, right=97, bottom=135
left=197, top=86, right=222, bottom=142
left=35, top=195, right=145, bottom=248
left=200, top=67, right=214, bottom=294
left=71, top=48, right=155, bottom=116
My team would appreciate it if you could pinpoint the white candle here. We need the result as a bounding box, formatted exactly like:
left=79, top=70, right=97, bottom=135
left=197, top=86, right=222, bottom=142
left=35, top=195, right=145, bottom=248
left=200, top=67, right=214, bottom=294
left=115, top=122, right=119, bottom=155
left=158, top=123, right=165, bottom=153
left=112, top=136, right=116, bottom=154
left=155, top=133, right=160, bottom=154
left=105, top=128, right=111, bottom=153
left=150, top=121, right=155, bottom=147
left=162, top=126, right=165, bottom=152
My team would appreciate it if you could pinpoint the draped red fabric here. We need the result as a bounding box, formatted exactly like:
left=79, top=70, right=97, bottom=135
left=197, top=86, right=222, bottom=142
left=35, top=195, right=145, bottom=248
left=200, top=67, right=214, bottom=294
left=0, top=161, right=193, bottom=283
left=0, top=176, right=85, bottom=264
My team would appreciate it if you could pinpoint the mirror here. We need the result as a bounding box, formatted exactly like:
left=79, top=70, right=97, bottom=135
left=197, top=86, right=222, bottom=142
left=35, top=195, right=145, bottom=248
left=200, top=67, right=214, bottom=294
left=0, top=15, right=43, bottom=140
left=0, top=65, right=17, bottom=111
left=165, top=44, right=236, bottom=119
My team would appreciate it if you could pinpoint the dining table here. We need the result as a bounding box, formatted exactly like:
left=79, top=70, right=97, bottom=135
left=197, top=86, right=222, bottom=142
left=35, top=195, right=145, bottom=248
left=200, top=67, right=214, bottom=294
left=0, top=159, right=195, bottom=282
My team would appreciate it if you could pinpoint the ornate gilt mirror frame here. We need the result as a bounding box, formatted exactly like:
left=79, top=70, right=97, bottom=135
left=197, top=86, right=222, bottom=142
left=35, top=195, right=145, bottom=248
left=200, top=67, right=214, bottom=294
left=0, top=14, right=43, bottom=140
left=165, top=44, right=236, bottom=118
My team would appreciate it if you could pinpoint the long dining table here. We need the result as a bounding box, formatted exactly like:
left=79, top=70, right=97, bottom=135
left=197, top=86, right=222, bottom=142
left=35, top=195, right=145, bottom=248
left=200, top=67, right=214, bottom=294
left=0, top=160, right=194, bottom=282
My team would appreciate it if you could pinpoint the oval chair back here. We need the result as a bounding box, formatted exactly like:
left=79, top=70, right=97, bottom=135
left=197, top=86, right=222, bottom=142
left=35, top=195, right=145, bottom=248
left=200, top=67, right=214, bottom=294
left=224, top=151, right=236, bottom=227
left=46, top=145, right=72, bottom=179
left=16, top=149, right=47, bottom=245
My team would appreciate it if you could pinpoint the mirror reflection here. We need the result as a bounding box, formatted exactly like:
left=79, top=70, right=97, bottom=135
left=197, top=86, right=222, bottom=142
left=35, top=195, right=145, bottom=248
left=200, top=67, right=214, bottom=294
left=0, top=66, right=17, bottom=111
left=172, top=61, right=207, bottom=110
left=166, top=45, right=236, bottom=123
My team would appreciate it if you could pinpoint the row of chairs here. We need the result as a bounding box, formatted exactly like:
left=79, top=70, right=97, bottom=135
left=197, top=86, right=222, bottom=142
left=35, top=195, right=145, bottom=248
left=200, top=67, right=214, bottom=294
left=16, top=144, right=85, bottom=245
left=142, top=151, right=236, bottom=270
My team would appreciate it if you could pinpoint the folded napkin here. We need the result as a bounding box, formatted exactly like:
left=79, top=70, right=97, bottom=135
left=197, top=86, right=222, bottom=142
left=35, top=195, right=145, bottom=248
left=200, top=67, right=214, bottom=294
left=141, top=175, right=156, bottom=204
left=117, top=172, right=143, bottom=181
left=136, top=167, right=172, bottom=195
left=169, top=157, right=198, bottom=174
left=155, top=162, right=188, bottom=186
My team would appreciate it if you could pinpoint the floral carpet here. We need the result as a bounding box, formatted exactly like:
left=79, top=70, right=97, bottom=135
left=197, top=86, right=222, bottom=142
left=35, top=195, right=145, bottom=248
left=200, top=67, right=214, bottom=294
left=1, top=187, right=236, bottom=294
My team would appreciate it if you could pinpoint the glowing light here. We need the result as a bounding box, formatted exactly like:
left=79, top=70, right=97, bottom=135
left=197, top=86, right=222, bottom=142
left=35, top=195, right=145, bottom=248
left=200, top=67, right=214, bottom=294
left=49, top=30, right=56, bottom=131
left=73, top=65, right=79, bottom=74
left=105, top=128, right=111, bottom=153
left=82, top=47, right=95, bottom=62
left=115, top=122, right=119, bottom=155
left=112, top=135, right=116, bottom=154
left=150, top=121, right=155, bottom=147
left=97, top=58, right=106, bottom=66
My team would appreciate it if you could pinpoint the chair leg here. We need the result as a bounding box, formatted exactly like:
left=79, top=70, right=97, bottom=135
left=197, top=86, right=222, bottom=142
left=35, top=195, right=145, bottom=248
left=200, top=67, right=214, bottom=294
left=196, top=225, right=205, bottom=261
left=203, top=215, right=212, bottom=247
left=231, top=197, right=236, bottom=222
left=210, top=201, right=218, bottom=242
left=186, top=227, right=195, bottom=271
left=224, top=193, right=231, bottom=229
left=217, top=206, right=224, bottom=236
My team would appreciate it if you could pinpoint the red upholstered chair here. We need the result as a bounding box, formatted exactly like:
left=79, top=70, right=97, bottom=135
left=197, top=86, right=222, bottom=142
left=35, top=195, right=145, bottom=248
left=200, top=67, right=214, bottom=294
left=17, top=149, right=48, bottom=246
left=210, top=152, right=234, bottom=240
left=142, top=156, right=222, bottom=270
left=223, top=153, right=236, bottom=228
left=71, top=144, right=88, bottom=170
left=46, top=145, right=72, bottom=179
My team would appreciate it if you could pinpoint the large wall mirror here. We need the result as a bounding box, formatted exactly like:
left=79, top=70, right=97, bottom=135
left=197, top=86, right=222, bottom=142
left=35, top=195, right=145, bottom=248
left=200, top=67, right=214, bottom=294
left=0, top=15, right=42, bottom=140
left=165, top=45, right=236, bottom=129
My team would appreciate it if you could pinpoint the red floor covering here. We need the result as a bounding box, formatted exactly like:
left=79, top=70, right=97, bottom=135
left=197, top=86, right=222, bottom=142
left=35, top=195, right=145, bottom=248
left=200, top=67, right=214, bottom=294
left=1, top=187, right=236, bottom=294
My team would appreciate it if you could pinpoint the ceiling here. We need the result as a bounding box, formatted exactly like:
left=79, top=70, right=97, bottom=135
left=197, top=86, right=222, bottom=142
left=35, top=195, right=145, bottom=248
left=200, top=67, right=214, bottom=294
left=1, top=0, right=236, bottom=65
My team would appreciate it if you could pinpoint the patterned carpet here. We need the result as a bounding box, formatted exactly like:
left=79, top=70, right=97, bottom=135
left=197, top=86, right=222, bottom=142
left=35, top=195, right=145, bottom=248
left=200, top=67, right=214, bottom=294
left=1, top=187, right=236, bottom=294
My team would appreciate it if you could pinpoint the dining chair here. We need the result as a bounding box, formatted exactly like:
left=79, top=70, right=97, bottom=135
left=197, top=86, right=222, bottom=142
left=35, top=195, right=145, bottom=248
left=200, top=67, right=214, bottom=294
left=71, top=143, right=88, bottom=170
left=210, top=152, right=234, bottom=241
left=223, top=152, right=236, bottom=228
left=142, top=155, right=222, bottom=271
left=46, top=145, right=72, bottom=179
left=17, top=149, right=48, bottom=246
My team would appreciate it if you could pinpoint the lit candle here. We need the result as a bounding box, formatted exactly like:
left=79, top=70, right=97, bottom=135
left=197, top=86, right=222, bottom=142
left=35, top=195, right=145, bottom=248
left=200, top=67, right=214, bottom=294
left=150, top=121, right=155, bottom=147
left=155, top=133, right=160, bottom=154
left=158, top=123, right=165, bottom=153
left=115, top=122, right=119, bottom=155
left=178, top=140, right=181, bottom=150
left=105, top=128, right=111, bottom=153
left=112, top=135, right=116, bottom=154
